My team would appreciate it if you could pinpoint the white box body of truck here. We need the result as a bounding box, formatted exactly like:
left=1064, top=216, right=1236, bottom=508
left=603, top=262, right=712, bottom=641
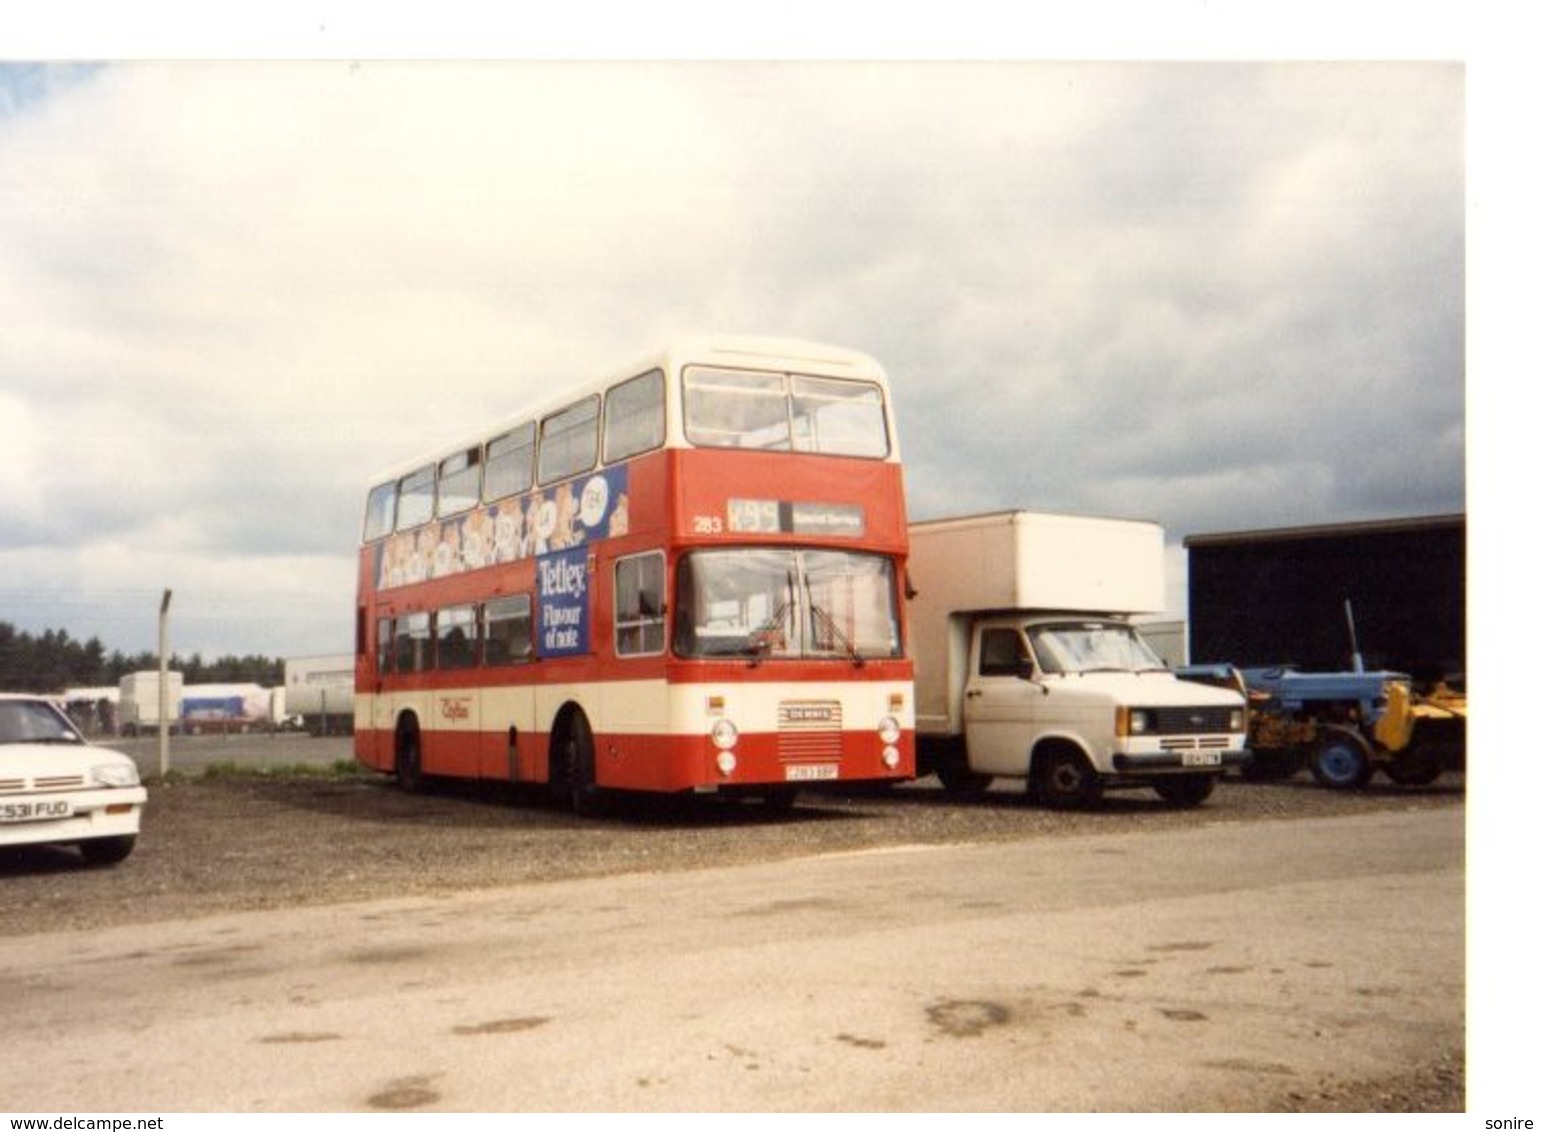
left=908, top=510, right=1248, bottom=806
left=117, top=670, right=184, bottom=736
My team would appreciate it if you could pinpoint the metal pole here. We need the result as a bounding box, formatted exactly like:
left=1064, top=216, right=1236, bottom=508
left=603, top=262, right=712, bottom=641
left=158, top=589, right=173, bottom=777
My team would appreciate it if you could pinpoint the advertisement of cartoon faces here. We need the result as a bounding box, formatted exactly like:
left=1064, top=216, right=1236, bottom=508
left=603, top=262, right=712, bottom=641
left=375, top=467, right=630, bottom=592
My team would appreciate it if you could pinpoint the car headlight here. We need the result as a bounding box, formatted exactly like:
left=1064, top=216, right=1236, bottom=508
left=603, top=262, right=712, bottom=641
left=92, top=763, right=140, bottom=788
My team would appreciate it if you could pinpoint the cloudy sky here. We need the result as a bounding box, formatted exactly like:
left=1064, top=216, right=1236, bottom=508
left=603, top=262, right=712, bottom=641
left=0, top=55, right=1466, bottom=660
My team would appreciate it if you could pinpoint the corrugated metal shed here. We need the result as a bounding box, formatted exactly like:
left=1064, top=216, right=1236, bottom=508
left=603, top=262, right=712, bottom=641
left=1183, top=514, right=1465, bottom=684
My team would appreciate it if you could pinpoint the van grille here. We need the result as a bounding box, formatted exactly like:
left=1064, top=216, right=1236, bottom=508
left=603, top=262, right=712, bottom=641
left=1149, top=707, right=1236, bottom=736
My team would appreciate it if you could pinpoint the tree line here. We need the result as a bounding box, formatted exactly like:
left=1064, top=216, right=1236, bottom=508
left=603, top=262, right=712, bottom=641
left=0, top=621, right=283, bottom=694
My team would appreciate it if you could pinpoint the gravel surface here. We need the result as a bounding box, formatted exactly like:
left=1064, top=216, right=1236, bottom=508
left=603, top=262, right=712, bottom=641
left=1, top=740, right=1466, bottom=1112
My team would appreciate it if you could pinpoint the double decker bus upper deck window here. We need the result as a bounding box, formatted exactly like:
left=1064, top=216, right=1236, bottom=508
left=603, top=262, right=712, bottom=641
left=485, top=422, right=536, bottom=501
left=538, top=396, right=601, bottom=485
left=363, top=482, right=398, bottom=542
left=437, top=448, right=482, bottom=517
left=397, top=466, right=436, bottom=530
left=604, top=370, right=666, bottom=463
left=682, top=367, right=889, bottom=457
left=789, top=375, right=889, bottom=458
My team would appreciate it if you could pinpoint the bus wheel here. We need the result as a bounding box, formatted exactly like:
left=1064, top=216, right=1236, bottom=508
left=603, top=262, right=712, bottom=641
left=1033, top=748, right=1103, bottom=809
left=561, top=712, right=603, bottom=817
left=396, top=718, right=425, bottom=793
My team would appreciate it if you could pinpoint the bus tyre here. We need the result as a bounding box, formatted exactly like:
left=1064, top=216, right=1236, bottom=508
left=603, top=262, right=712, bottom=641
left=396, top=719, right=425, bottom=794
left=1033, top=749, right=1103, bottom=809
left=1310, top=727, right=1374, bottom=790
left=1153, top=774, right=1216, bottom=807
left=562, top=713, right=603, bottom=817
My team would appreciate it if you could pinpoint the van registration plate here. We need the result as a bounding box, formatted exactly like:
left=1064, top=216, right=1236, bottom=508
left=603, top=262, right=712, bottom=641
left=1181, top=751, right=1223, bottom=768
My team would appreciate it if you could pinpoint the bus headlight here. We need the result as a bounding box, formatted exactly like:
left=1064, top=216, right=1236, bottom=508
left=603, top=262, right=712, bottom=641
left=882, top=746, right=901, bottom=769
left=715, top=750, right=738, bottom=777
left=878, top=715, right=902, bottom=745
left=711, top=718, right=739, bottom=751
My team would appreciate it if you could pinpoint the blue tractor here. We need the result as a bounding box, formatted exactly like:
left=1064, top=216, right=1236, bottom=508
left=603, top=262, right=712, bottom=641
left=1179, top=603, right=1458, bottom=789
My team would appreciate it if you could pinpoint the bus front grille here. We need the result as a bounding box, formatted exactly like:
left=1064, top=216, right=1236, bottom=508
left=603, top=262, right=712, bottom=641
left=778, top=701, right=843, bottom=762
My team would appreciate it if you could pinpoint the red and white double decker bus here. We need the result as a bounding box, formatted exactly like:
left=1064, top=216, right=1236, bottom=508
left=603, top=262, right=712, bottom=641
left=354, top=336, right=914, bottom=812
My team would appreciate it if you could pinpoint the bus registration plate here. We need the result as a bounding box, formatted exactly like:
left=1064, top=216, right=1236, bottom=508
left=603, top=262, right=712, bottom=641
left=1, top=800, right=73, bottom=823
left=785, top=764, right=839, bottom=782
left=1181, top=751, right=1223, bottom=768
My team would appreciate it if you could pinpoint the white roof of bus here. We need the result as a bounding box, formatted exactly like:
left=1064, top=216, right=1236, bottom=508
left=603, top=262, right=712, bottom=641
left=365, top=335, right=890, bottom=487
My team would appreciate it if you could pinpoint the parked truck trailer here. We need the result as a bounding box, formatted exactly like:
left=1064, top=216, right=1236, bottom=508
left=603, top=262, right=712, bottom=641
left=117, top=670, right=184, bottom=737
left=907, top=510, right=1249, bottom=807
left=282, top=654, right=355, bottom=735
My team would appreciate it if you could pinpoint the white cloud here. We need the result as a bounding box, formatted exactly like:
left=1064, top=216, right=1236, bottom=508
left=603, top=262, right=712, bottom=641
left=0, top=61, right=1465, bottom=654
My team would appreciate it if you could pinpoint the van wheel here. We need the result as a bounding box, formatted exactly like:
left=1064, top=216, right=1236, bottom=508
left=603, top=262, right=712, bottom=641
left=1034, top=749, right=1102, bottom=809
left=1153, top=774, right=1216, bottom=807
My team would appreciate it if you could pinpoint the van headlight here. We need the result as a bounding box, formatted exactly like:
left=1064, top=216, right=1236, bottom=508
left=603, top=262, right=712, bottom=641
left=1125, top=709, right=1152, bottom=736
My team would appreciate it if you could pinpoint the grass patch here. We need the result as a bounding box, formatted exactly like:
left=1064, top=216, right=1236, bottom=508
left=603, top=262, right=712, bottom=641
left=151, top=759, right=365, bottom=784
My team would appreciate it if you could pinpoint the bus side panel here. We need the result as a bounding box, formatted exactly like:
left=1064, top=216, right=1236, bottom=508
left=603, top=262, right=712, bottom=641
left=477, top=684, right=543, bottom=782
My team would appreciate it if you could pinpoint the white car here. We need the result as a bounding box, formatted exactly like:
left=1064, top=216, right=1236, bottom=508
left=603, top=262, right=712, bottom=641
left=0, top=694, right=147, bottom=865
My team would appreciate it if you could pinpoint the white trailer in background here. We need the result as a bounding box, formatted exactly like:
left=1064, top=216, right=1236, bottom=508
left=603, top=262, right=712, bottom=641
left=283, top=654, right=355, bottom=735
left=907, top=510, right=1249, bottom=807
left=117, top=670, right=184, bottom=737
